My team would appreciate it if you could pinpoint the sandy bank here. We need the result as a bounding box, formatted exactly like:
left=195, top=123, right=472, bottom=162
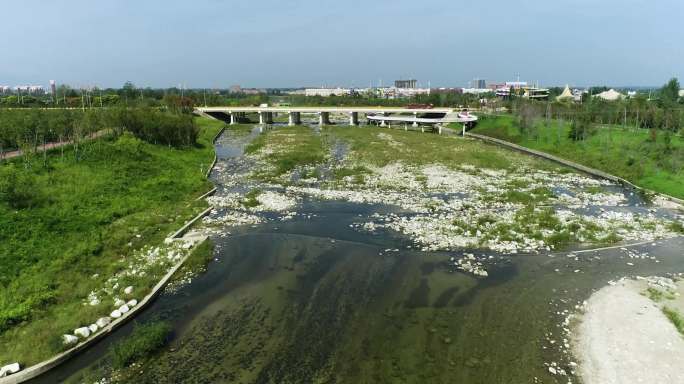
left=575, top=278, right=684, bottom=384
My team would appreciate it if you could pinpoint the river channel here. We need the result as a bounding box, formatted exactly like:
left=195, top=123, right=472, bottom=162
left=31, top=125, right=684, bottom=384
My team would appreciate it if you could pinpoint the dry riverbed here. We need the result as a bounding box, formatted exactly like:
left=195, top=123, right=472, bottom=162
left=573, top=275, right=684, bottom=384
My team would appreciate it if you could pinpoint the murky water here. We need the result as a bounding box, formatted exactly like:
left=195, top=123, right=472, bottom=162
left=30, top=126, right=684, bottom=384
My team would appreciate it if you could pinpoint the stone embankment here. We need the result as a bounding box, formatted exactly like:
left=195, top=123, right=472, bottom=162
left=464, top=132, right=684, bottom=207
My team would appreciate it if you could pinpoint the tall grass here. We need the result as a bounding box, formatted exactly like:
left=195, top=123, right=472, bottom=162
left=472, top=115, right=684, bottom=199
left=110, top=321, right=172, bottom=369
left=0, top=117, right=223, bottom=366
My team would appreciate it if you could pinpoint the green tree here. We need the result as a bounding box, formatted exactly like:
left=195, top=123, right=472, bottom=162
left=660, top=78, right=680, bottom=105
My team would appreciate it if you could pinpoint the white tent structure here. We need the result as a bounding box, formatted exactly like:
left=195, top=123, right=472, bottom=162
left=595, top=89, right=624, bottom=101
left=556, top=85, right=574, bottom=101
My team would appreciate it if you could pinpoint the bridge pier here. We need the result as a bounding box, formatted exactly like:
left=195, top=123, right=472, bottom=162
left=348, top=112, right=359, bottom=126
left=412, top=112, right=419, bottom=128
left=229, top=112, right=237, bottom=125
left=259, top=112, right=273, bottom=125
left=287, top=112, right=301, bottom=126
left=319, top=112, right=330, bottom=126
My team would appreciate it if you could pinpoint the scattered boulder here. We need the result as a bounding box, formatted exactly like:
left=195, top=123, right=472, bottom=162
left=74, top=327, right=91, bottom=338
left=96, top=317, right=112, bottom=328
left=119, top=304, right=130, bottom=314
left=0, top=363, right=21, bottom=378
left=127, top=299, right=138, bottom=307
left=110, top=310, right=122, bottom=319
left=114, top=298, right=125, bottom=307
left=63, top=334, right=78, bottom=345
left=88, top=324, right=98, bottom=333
left=124, top=286, right=134, bottom=295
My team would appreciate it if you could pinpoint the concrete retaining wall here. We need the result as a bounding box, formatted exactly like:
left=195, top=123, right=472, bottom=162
left=465, top=132, right=684, bottom=206
left=0, top=125, right=227, bottom=384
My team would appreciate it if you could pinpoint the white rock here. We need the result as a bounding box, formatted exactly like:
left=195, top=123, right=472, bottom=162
left=88, top=324, right=99, bottom=333
left=114, top=298, right=125, bottom=307
left=96, top=317, right=112, bottom=328
left=127, top=299, right=138, bottom=307
left=74, top=327, right=91, bottom=338
left=0, top=363, right=21, bottom=378
left=110, top=309, right=122, bottom=318
left=119, top=304, right=130, bottom=314
left=62, top=334, right=79, bottom=345
left=124, top=286, right=134, bottom=295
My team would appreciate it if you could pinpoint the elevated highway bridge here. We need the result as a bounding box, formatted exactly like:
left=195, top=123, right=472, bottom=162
left=195, top=106, right=477, bottom=132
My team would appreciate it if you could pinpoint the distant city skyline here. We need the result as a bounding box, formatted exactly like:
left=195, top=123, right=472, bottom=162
left=1, top=0, right=682, bottom=89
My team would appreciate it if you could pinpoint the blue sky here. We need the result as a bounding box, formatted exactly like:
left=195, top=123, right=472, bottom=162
left=1, top=0, right=682, bottom=88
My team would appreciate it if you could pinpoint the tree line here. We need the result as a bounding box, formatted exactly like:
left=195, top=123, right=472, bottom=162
left=507, top=78, right=683, bottom=142
left=0, top=108, right=199, bottom=160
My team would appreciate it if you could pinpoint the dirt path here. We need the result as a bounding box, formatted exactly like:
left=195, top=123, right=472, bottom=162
left=0, top=130, right=109, bottom=161
left=575, top=279, right=684, bottom=384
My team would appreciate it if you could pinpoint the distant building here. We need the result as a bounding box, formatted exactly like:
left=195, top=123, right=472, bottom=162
left=556, top=85, right=574, bottom=102
left=229, top=85, right=242, bottom=93
left=242, top=88, right=265, bottom=95
left=50, top=80, right=57, bottom=101
left=595, top=89, right=624, bottom=101
left=472, top=78, right=486, bottom=89
left=462, top=88, right=492, bottom=95
left=0, top=85, right=10, bottom=93
left=13, top=85, right=45, bottom=94
left=505, top=81, right=528, bottom=89
left=305, top=88, right=352, bottom=97
left=394, top=79, right=417, bottom=89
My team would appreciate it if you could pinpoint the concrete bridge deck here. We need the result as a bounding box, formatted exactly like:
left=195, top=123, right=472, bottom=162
left=195, top=106, right=477, bottom=128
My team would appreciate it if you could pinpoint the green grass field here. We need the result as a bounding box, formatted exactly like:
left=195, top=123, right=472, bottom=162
left=471, top=115, right=684, bottom=199
left=0, top=117, right=223, bottom=366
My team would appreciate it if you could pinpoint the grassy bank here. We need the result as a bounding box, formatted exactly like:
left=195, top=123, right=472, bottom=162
left=0, top=117, right=223, bottom=366
left=470, top=115, right=684, bottom=199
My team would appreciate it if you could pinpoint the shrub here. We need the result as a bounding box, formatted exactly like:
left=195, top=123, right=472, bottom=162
left=110, top=321, right=172, bottom=368
left=109, top=108, right=198, bottom=148
left=0, top=164, right=43, bottom=209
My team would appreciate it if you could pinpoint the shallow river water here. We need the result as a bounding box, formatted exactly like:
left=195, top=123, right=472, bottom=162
left=31, top=126, right=684, bottom=384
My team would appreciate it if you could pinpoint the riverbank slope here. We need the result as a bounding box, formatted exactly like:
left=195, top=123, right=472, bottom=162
left=0, top=117, right=224, bottom=367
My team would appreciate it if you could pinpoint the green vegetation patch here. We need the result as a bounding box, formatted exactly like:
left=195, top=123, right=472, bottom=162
left=324, top=126, right=556, bottom=172
left=242, top=188, right=263, bottom=208
left=251, top=126, right=327, bottom=180
left=110, top=320, right=173, bottom=369
left=663, top=306, right=684, bottom=336
left=472, top=115, right=684, bottom=199
left=645, top=287, right=676, bottom=302
left=0, top=116, right=222, bottom=365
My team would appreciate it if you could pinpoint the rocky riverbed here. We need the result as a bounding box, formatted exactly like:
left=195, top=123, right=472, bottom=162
left=27, top=124, right=684, bottom=384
